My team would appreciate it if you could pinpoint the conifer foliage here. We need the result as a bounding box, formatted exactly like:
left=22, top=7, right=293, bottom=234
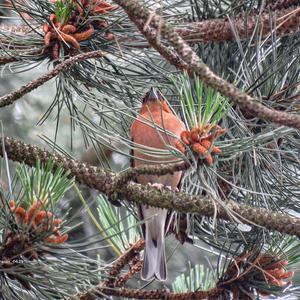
left=1, top=0, right=300, bottom=299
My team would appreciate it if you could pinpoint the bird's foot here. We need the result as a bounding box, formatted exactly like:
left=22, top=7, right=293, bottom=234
left=147, top=183, right=178, bottom=192
left=147, top=182, right=165, bottom=191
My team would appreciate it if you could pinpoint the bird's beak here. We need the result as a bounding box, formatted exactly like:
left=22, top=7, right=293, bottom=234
left=145, top=87, right=160, bottom=102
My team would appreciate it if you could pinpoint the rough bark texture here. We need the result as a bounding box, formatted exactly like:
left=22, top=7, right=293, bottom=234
left=2, top=136, right=300, bottom=239
left=177, top=8, right=300, bottom=42
left=113, top=0, right=300, bottom=130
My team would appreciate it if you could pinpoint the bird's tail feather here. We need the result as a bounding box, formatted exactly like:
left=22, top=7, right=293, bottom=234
left=141, top=207, right=167, bottom=281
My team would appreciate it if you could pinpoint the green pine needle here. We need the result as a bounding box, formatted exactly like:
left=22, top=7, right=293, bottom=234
left=16, top=160, right=74, bottom=208
left=172, top=263, right=215, bottom=293
left=55, top=0, right=74, bottom=25
left=96, top=195, right=141, bottom=254
left=170, top=71, right=230, bottom=130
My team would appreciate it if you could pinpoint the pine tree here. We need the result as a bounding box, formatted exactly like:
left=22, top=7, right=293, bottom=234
left=1, top=0, right=300, bottom=299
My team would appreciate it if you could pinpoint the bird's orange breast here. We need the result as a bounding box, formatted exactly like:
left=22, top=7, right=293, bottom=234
left=131, top=105, right=185, bottom=186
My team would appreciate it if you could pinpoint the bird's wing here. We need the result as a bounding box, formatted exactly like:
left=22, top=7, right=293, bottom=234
left=131, top=134, right=146, bottom=237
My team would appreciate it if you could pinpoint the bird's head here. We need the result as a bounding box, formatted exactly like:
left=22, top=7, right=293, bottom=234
left=143, top=87, right=164, bottom=103
left=141, top=87, right=171, bottom=113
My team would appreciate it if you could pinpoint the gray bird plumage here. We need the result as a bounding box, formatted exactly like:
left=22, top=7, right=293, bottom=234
left=140, top=206, right=168, bottom=281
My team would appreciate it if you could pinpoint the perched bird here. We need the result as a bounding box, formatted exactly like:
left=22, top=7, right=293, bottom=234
left=130, top=87, right=185, bottom=281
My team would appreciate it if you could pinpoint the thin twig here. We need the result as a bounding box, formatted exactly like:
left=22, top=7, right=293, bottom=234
left=114, top=259, right=143, bottom=287
left=0, top=24, right=35, bottom=34
left=0, top=50, right=106, bottom=107
left=0, top=56, right=19, bottom=64
left=0, top=50, right=43, bottom=65
left=113, top=0, right=300, bottom=129
left=102, top=239, right=144, bottom=287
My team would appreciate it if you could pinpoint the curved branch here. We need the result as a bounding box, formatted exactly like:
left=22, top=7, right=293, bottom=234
left=102, top=239, right=144, bottom=287
left=2, top=136, right=300, bottom=239
left=114, top=259, right=143, bottom=287
left=113, top=0, right=300, bottom=129
left=0, top=50, right=106, bottom=107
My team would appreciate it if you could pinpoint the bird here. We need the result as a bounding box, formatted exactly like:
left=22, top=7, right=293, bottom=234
left=130, top=87, right=185, bottom=281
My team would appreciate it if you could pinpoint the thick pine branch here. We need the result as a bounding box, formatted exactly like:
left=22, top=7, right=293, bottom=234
left=112, top=0, right=300, bottom=130
left=78, top=286, right=222, bottom=299
left=2, top=136, right=300, bottom=238
left=178, top=7, right=300, bottom=42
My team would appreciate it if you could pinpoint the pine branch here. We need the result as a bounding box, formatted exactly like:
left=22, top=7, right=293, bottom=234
left=0, top=23, right=187, bottom=70
left=114, top=259, right=143, bottom=287
left=129, top=17, right=189, bottom=70
left=1, top=6, right=299, bottom=53
left=73, top=239, right=219, bottom=299
left=1, top=4, right=298, bottom=70
left=67, top=238, right=297, bottom=300
left=0, top=50, right=106, bottom=107
left=102, top=239, right=144, bottom=287
left=116, top=161, right=190, bottom=186
left=113, top=0, right=300, bottom=129
left=268, top=0, right=300, bottom=10
left=0, top=49, right=42, bottom=65
left=0, top=56, right=19, bottom=64
left=2, top=136, right=300, bottom=239
left=0, top=24, right=34, bottom=34
left=177, top=7, right=300, bottom=43
left=77, top=286, right=223, bottom=299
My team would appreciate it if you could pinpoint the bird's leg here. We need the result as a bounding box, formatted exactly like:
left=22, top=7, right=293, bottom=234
left=145, top=183, right=170, bottom=209
left=147, top=183, right=179, bottom=192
